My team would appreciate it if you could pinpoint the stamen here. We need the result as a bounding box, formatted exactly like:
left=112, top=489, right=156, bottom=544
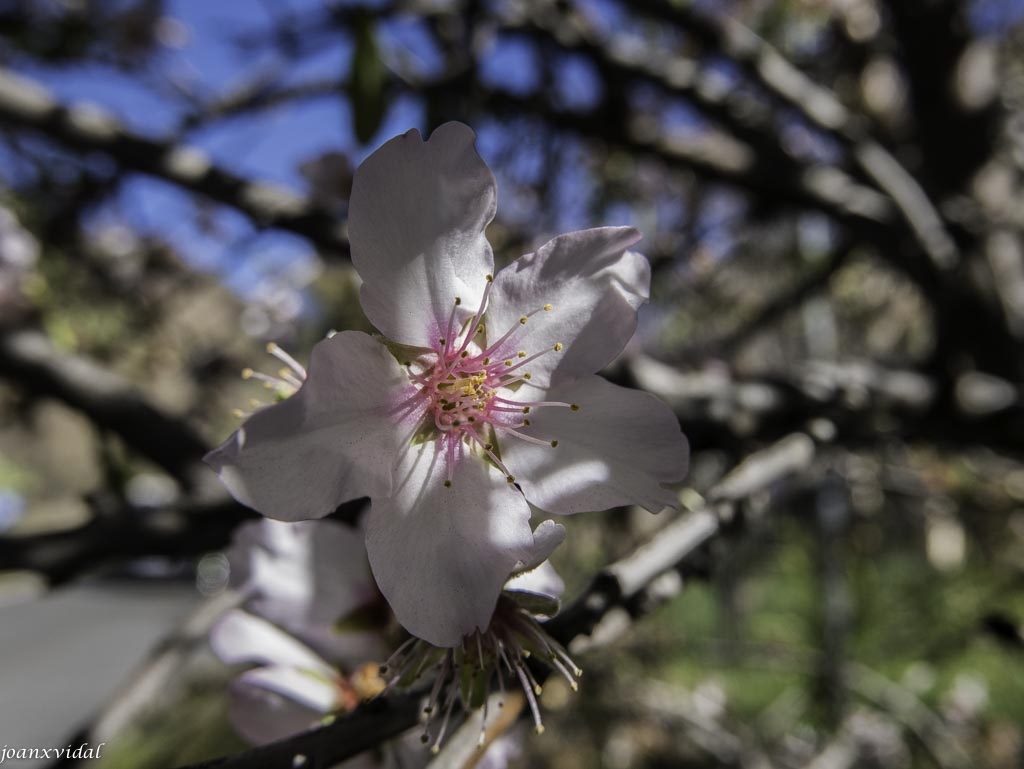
left=278, top=369, right=304, bottom=389
left=478, top=302, right=551, bottom=359
left=430, top=687, right=459, bottom=753
left=491, top=396, right=572, bottom=409
left=516, top=664, right=545, bottom=734
left=442, top=302, right=458, bottom=353
left=266, top=343, right=307, bottom=379
left=496, top=347, right=553, bottom=376
left=464, top=425, right=515, bottom=480
left=454, top=275, right=495, bottom=357
left=478, top=695, right=490, bottom=746
left=380, top=636, right=419, bottom=678
left=497, top=426, right=551, bottom=446
left=424, top=654, right=450, bottom=715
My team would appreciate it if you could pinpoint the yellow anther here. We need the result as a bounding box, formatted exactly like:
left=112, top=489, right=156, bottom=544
left=241, top=368, right=254, bottom=379
left=570, top=403, right=580, bottom=411
left=554, top=342, right=563, bottom=352
left=523, top=373, right=532, bottom=380
left=522, top=406, right=531, bottom=413
left=483, top=357, right=490, bottom=365
left=535, top=725, right=546, bottom=735
left=519, top=316, right=528, bottom=324
left=543, top=304, right=552, bottom=311
left=486, top=273, right=494, bottom=282
left=265, top=342, right=278, bottom=353
left=517, top=351, right=526, bottom=358
left=550, top=440, right=558, bottom=447
left=505, top=360, right=513, bottom=367
left=231, top=408, right=245, bottom=419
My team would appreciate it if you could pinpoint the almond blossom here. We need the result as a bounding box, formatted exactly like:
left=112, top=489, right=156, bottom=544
left=206, top=122, right=688, bottom=648
left=210, top=607, right=382, bottom=747
left=225, top=518, right=385, bottom=663
left=211, top=518, right=558, bottom=759
left=381, top=520, right=578, bottom=749
left=211, top=519, right=388, bottom=747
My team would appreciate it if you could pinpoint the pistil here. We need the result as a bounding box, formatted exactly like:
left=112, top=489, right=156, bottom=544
left=410, top=281, right=581, bottom=484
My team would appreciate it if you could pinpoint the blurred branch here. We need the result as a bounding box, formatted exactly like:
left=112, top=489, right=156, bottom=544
left=0, top=490, right=371, bottom=586
left=186, top=692, right=425, bottom=769
left=176, top=77, right=344, bottom=134
left=0, top=495, right=254, bottom=584
left=630, top=355, right=1024, bottom=455
left=677, top=243, right=854, bottom=361
left=502, top=0, right=793, bottom=169
left=846, top=663, right=972, bottom=769
left=178, top=433, right=818, bottom=769
left=47, top=590, right=245, bottom=769
left=0, top=68, right=351, bottom=257
left=3, top=326, right=1019, bottom=587
left=628, top=0, right=959, bottom=271
left=452, top=81, right=894, bottom=229
left=613, top=678, right=779, bottom=768
left=0, top=327, right=208, bottom=481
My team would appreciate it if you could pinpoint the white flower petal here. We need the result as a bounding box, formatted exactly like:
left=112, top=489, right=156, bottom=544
left=513, top=519, right=565, bottom=574
left=349, top=122, right=496, bottom=348
left=365, top=440, right=535, bottom=647
left=227, top=519, right=382, bottom=661
left=506, top=559, right=565, bottom=602
left=210, top=609, right=335, bottom=679
left=227, top=670, right=327, bottom=746
left=487, top=227, right=647, bottom=387
left=502, top=375, right=688, bottom=514
left=205, top=331, right=422, bottom=521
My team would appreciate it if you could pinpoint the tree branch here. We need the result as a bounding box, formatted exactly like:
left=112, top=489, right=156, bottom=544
left=177, top=433, right=817, bottom=769
left=0, top=68, right=350, bottom=257
left=0, top=327, right=208, bottom=481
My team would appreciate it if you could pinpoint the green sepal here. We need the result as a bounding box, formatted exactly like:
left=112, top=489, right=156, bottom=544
left=507, top=589, right=561, bottom=618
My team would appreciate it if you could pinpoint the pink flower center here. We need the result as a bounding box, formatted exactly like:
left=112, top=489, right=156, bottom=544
left=408, top=275, right=577, bottom=486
